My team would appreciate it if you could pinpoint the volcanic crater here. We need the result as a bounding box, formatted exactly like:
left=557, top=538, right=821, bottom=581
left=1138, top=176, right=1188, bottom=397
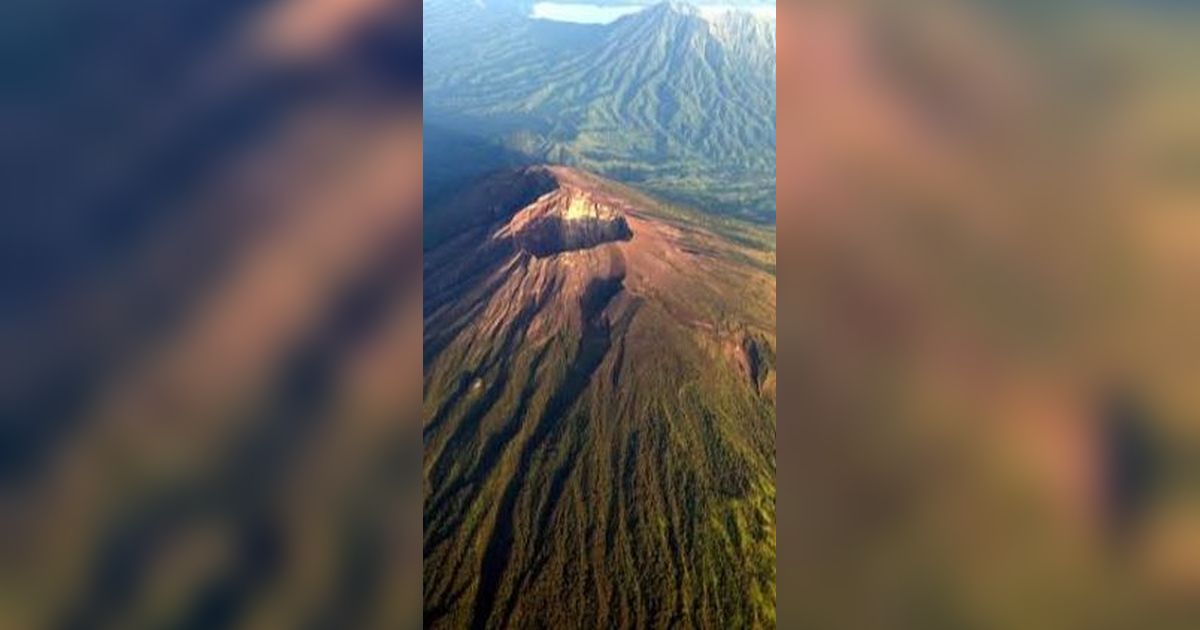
left=495, top=180, right=635, bottom=257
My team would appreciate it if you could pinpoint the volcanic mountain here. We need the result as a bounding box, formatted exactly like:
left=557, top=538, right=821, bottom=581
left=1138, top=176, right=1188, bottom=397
left=423, top=166, right=776, bottom=628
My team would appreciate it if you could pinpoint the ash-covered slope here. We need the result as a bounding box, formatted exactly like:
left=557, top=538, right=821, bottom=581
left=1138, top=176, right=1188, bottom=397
left=423, top=166, right=775, bottom=628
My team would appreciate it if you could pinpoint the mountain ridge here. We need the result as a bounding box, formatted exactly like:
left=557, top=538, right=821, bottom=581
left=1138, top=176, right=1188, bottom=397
left=423, top=0, right=777, bottom=221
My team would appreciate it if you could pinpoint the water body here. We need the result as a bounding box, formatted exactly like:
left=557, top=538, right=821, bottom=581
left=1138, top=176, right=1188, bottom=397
left=530, top=3, right=776, bottom=24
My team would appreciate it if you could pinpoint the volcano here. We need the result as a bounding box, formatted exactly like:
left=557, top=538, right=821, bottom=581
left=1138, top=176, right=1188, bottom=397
left=423, top=166, right=775, bottom=628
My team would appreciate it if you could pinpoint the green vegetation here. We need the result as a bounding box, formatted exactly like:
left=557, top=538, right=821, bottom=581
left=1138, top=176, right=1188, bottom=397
left=424, top=0, right=777, bottom=221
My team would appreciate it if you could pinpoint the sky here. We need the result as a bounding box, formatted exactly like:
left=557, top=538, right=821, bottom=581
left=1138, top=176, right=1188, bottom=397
left=530, top=2, right=776, bottom=24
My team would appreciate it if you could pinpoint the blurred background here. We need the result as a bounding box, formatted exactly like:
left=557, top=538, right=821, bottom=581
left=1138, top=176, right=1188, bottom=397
left=1, top=0, right=423, bottom=627
left=777, top=0, right=1200, bottom=628
left=3, top=0, right=1200, bottom=628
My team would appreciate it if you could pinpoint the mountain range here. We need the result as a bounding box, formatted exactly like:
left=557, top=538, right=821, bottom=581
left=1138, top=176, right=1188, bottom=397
left=423, top=0, right=777, bottom=222
left=422, top=1, right=777, bottom=626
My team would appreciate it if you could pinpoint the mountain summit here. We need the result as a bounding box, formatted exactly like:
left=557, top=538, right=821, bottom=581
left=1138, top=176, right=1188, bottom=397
left=494, top=175, right=634, bottom=257
left=423, top=166, right=775, bottom=628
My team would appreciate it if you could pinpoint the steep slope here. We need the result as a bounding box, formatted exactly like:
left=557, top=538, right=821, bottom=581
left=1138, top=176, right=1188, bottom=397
left=423, top=1, right=777, bottom=220
left=423, top=166, right=776, bottom=628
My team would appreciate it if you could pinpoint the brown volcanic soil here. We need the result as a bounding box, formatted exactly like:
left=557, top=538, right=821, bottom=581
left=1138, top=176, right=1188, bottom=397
left=423, top=166, right=776, bottom=629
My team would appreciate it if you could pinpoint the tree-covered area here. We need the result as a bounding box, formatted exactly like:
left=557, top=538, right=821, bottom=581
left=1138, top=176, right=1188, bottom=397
left=423, top=0, right=777, bottom=222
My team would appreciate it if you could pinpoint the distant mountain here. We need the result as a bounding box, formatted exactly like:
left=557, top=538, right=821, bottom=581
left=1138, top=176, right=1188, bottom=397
left=424, top=1, right=777, bottom=221
left=423, top=166, right=775, bottom=628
